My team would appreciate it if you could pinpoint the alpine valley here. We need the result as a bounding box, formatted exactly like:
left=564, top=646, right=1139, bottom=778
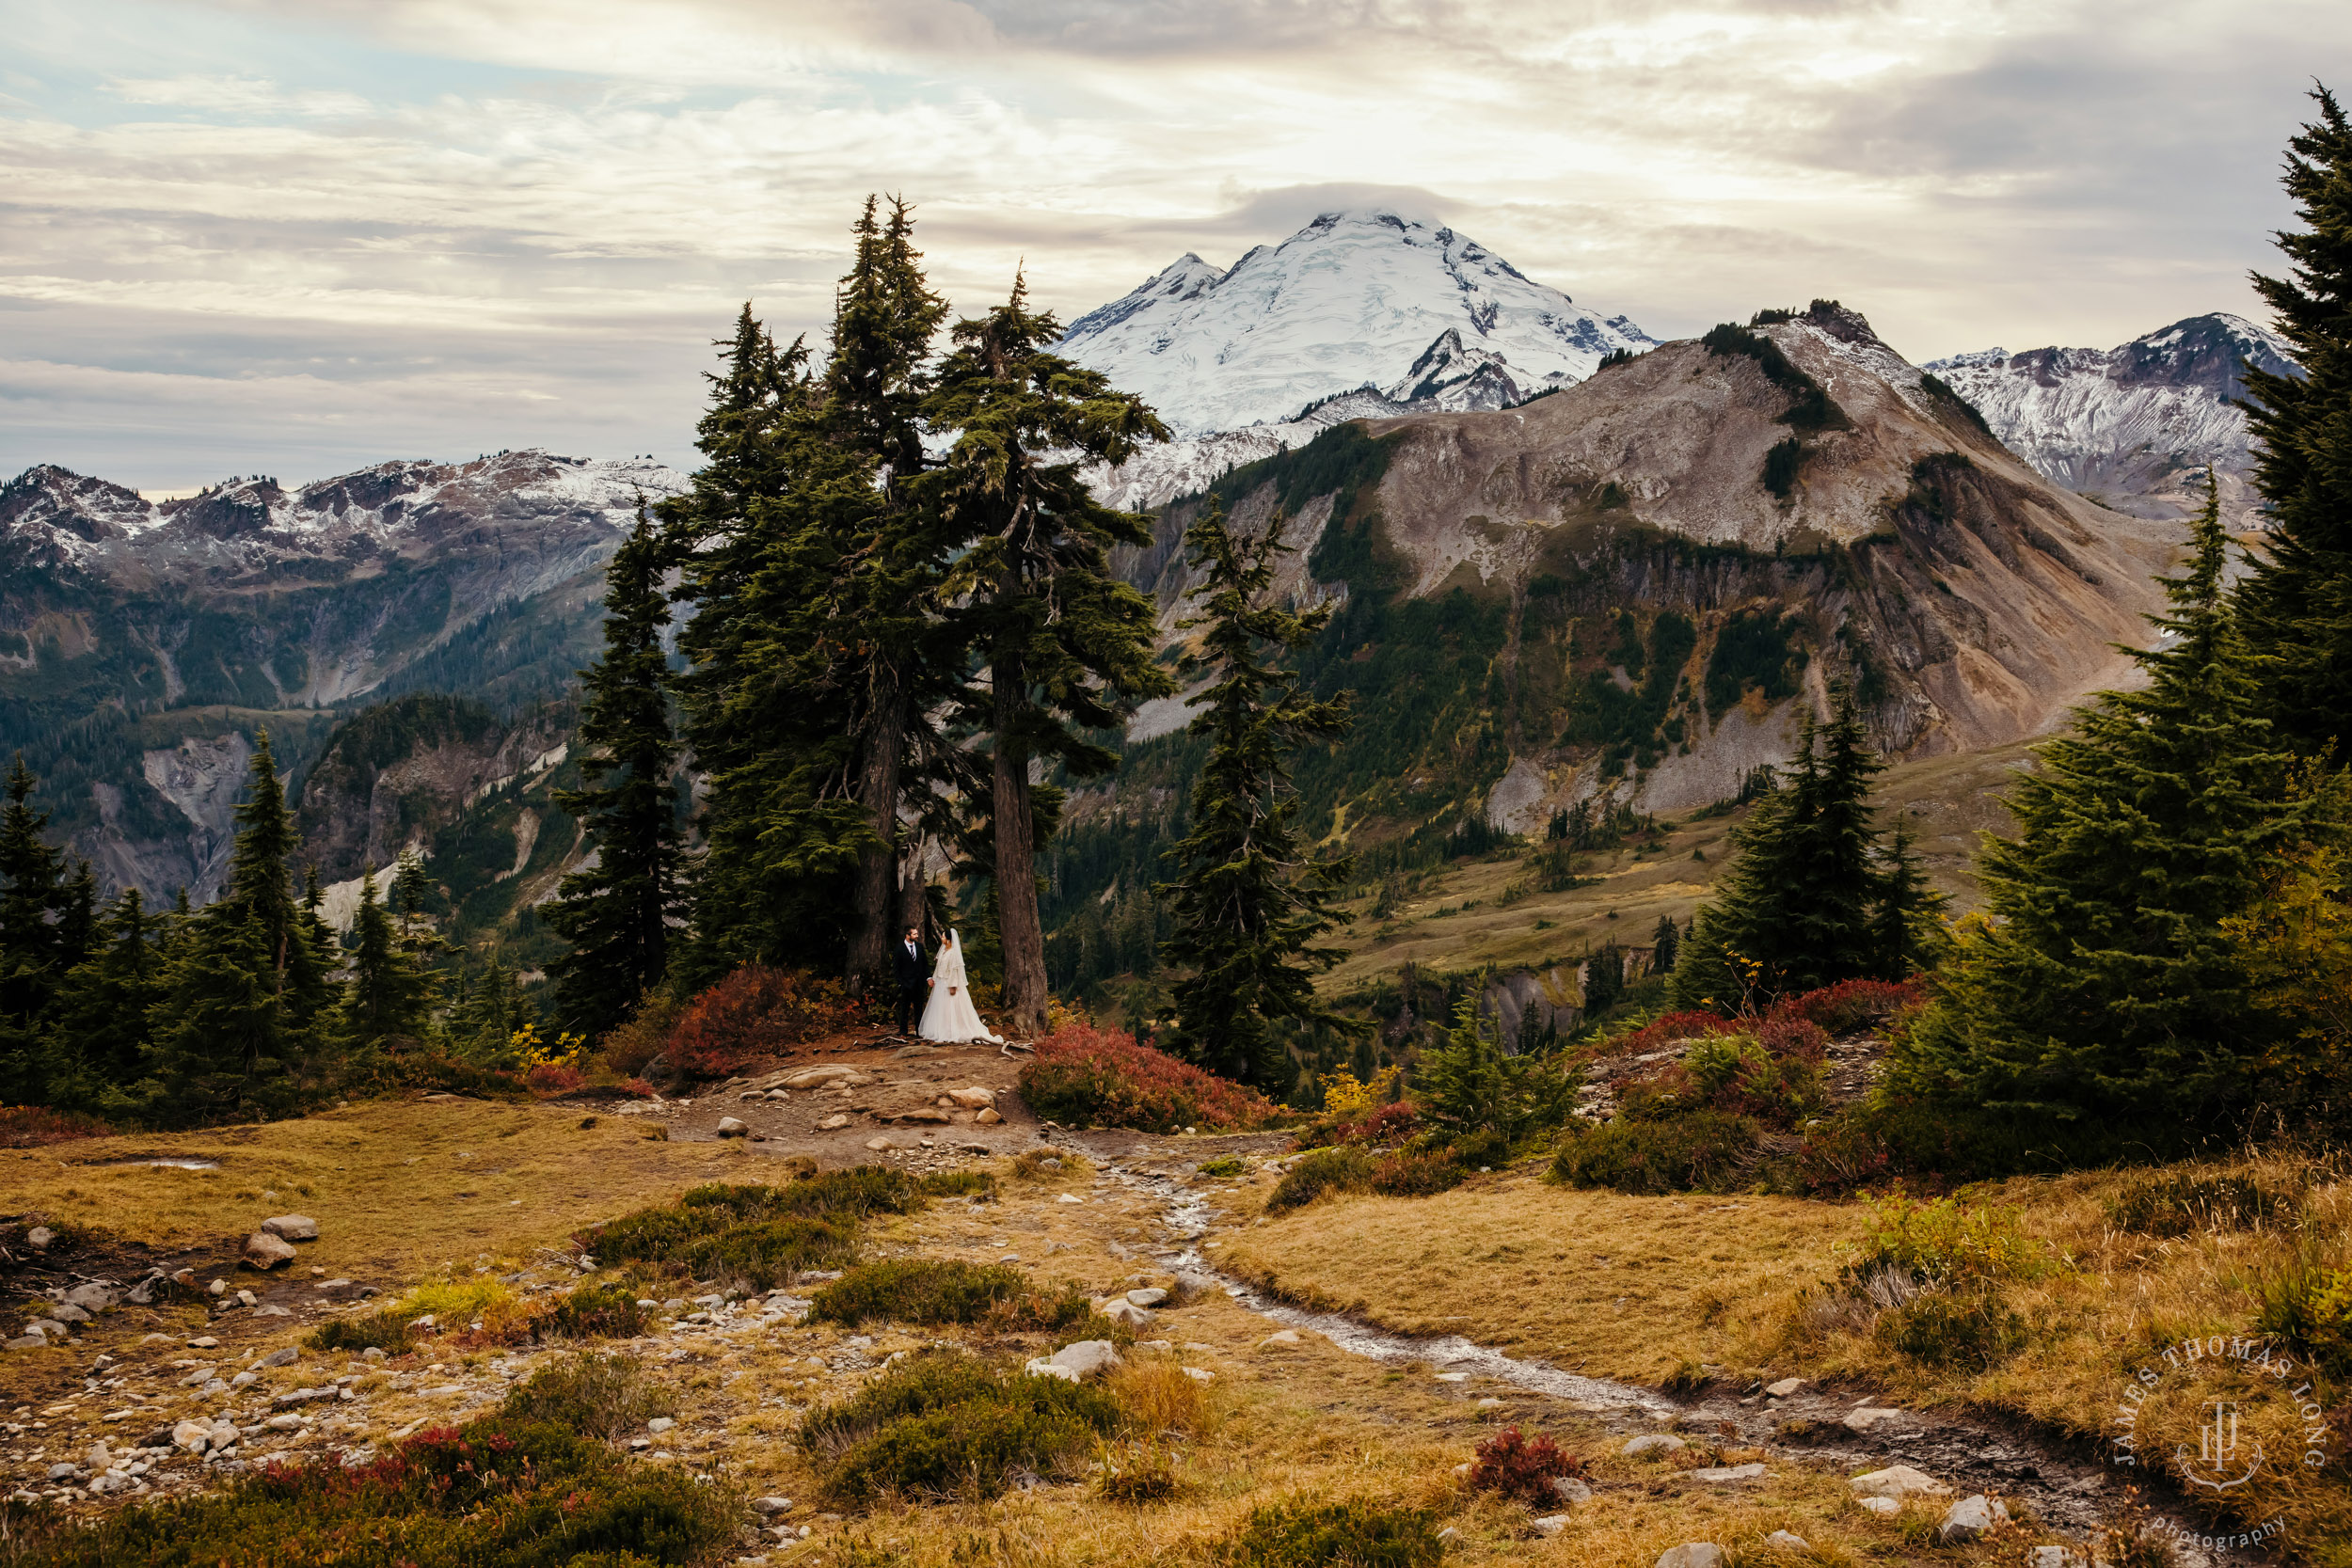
left=0, top=210, right=2288, bottom=980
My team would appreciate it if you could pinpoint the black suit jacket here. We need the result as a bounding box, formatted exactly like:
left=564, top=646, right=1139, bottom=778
left=890, top=938, right=929, bottom=988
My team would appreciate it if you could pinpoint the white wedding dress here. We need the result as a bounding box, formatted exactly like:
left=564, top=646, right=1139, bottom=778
left=917, top=930, right=1003, bottom=1044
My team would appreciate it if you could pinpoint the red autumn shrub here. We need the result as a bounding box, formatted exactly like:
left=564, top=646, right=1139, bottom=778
left=1602, top=1010, right=1744, bottom=1058
left=1755, top=1014, right=1829, bottom=1062
left=1467, top=1426, right=1586, bottom=1507
left=527, top=1062, right=587, bottom=1096
left=1775, top=977, right=1922, bottom=1036
left=0, top=1105, right=113, bottom=1148
left=1018, top=1020, right=1277, bottom=1134
left=665, top=965, right=850, bottom=1078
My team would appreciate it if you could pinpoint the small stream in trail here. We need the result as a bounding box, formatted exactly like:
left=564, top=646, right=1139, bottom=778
left=1077, top=1153, right=2236, bottom=1567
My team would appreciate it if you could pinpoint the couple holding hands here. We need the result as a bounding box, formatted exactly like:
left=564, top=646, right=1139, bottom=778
left=889, top=925, right=1003, bottom=1045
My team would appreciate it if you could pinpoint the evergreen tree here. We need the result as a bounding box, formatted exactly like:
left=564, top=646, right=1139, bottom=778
left=1417, top=996, right=1576, bottom=1148
left=215, top=732, right=334, bottom=1034
left=1651, top=913, right=1681, bottom=976
left=56, top=861, right=97, bottom=972
left=43, top=888, right=165, bottom=1109
left=1582, top=942, right=1624, bottom=1014
left=548, top=505, right=685, bottom=1037
left=1872, top=820, right=1950, bottom=977
left=1890, top=474, right=2344, bottom=1122
left=338, top=869, right=436, bottom=1054
left=0, top=756, right=63, bottom=1098
left=921, top=275, right=1175, bottom=1034
left=2236, top=87, right=2352, bottom=757
left=1154, top=502, right=1355, bottom=1083
left=1671, top=685, right=1933, bottom=1010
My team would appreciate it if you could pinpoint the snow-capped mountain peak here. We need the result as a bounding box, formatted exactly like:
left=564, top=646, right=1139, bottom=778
left=1060, top=207, right=1653, bottom=436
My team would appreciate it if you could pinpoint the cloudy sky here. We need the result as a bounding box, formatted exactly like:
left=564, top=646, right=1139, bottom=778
left=3, top=0, right=2342, bottom=490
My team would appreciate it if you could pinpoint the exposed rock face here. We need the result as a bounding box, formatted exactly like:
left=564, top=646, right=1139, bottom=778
left=1119, top=301, right=2183, bottom=823
left=0, top=450, right=676, bottom=905
left=1926, top=312, right=2298, bottom=529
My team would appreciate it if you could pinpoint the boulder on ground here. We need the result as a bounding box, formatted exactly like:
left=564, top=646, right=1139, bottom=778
left=1848, top=1465, right=1949, bottom=1500
left=1765, top=1376, right=1804, bottom=1398
left=975, top=1107, right=1003, bottom=1125
left=898, top=1107, right=953, bottom=1124
left=754, top=1497, right=794, bottom=1516
left=1125, top=1288, right=1169, bottom=1307
left=1047, top=1339, right=1122, bottom=1378
left=817, top=1114, right=850, bottom=1131
left=63, top=1284, right=117, bottom=1312
left=1843, top=1406, right=1905, bottom=1433
left=24, top=1227, right=51, bottom=1250
left=1623, top=1434, right=1687, bottom=1456
left=1938, top=1495, right=2010, bottom=1544
left=948, top=1086, right=995, bottom=1108
left=171, top=1418, right=212, bottom=1453
left=1257, top=1329, right=1301, bottom=1349
left=1103, top=1299, right=1154, bottom=1327
left=715, top=1117, right=750, bottom=1137
left=261, top=1215, right=319, bottom=1242
left=243, top=1232, right=299, bottom=1270
left=1552, top=1476, right=1593, bottom=1504
left=48, top=1304, right=90, bottom=1324
left=1766, top=1531, right=1810, bottom=1551
left=1692, top=1463, right=1766, bottom=1482
left=782, top=1067, right=868, bottom=1089
left=864, top=1136, right=896, bottom=1151
left=1858, top=1497, right=1899, bottom=1516
left=1655, top=1546, right=1726, bottom=1568
left=1532, top=1514, right=1569, bottom=1536
left=258, top=1348, right=298, bottom=1369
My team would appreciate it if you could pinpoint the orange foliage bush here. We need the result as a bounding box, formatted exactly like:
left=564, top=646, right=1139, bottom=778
left=665, top=965, right=852, bottom=1077
left=1018, top=1020, right=1278, bottom=1133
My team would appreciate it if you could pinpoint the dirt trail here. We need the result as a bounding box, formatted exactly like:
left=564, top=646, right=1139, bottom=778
left=1082, top=1158, right=2233, bottom=1568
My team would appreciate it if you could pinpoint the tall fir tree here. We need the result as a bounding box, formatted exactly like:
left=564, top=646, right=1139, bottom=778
left=1671, top=685, right=1942, bottom=1010
left=1154, top=502, right=1355, bottom=1084
left=1650, top=913, right=1681, bottom=977
left=337, top=869, right=437, bottom=1054
left=44, top=887, right=165, bottom=1109
left=920, top=275, right=1175, bottom=1035
left=548, top=505, right=685, bottom=1037
left=0, top=756, right=64, bottom=1100
left=1890, top=473, right=2344, bottom=1122
left=2236, top=87, right=2352, bottom=757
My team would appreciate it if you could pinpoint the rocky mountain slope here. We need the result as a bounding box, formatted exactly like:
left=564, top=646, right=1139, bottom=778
left=1097, top=301, right=2185, bottom=841
left=0, top=450, right=682, bottom=905
left=1925, top=312, right=2296, bottom=529
left=1060, top=209, right=1655, bottom=437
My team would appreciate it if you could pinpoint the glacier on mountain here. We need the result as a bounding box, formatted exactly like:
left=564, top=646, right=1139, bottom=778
left=1059, top=209, right=1654, bottom=439
left=1925, top=312, right=2297, bottom=527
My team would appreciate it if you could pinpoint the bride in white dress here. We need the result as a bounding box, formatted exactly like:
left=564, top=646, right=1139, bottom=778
left=917, top=929, right=1003, bottom=1044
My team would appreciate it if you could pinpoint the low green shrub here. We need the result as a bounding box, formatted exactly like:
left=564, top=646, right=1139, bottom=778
left=799, top=1352, right=1120, bottom=1504
left=2108, top=1171, right=2297, bottom=1236
left=1874, top=1287, right=2028, bottom=1370
left=539, top=1283, right=654, bottom=1341
left=583, top=1167, right=929, bottom=1289
left=1198, top=1156, right=1248, bottom=1179
left=1370, top=1149, right=1467, bottom=1198
left=1097, top=1448, right=1181, bottom=1504
left=1788, top=1097, right=2191, bottom=1195
left=2253, top=1247, right=2352, bottom=1381
left=1549, top=1110, right=1763, bottom=1194
left=1220, top=1494, right=1445, bottom=1568
left=1418, top=998, right=1575, bottom=1149
left=1266, top=1148, right=1375, bottom=1213
left=16, top=1355, right=730, bottom=1566
left=307, top=1310, right=419, bottom=1356
left=808, top=1260, right=1089, bottom=1330
left=1843, top=1193, right=2053, bottom=1288
left=920, top=1170, right=997, bottom=1199
left=501, top=1352, right=676, bottom=1439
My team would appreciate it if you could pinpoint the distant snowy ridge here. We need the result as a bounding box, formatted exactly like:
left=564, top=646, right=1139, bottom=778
left=1061, top=209, right=1654, bottom=439
left=1926, top=312, right=2297, bottom=526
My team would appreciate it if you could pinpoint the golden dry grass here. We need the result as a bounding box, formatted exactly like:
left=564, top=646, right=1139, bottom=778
left=1219, top=1165, right=1864, bottom=1380
left=8, top=1096, right=766, bottom=1279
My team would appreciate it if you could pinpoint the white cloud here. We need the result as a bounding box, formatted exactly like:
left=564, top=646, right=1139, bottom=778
left=2, top=0, right=2342, bottom=485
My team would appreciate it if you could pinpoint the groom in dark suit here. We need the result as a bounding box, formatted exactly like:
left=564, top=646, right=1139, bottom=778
left=891, top=924, right=930, bottom=1037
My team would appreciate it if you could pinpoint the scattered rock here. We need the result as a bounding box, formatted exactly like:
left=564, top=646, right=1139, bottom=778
left=948, top=1086, right=995, bottom=1108
left=1531, top=1513, right=1570, bottom=1536
left=1183, top=1367, right=1214, bottom=1383
left=3, top=1336, right=41, bottom=1352
left=1551, top=1477, right=1593, bottom=1504
left=263, top=1414, right=305, bottom=1433
left=897, top=1108, right=953, bottom=1124
left=864, top=1137, right=896, bottom=1152
left=84, top=1441, right=110, bottom=1472
left=261, top=1215, right=319, bottom=1242
left=1843, top=1406, right=1905, bottom=1433
left=1257, top=1330, right=1301, bottom=1349
left=1692, top=1463, right=1766, bottom=1483
left=1103, top=1299, right=1153, bottom=1327
left=243, top=1232, right=299, bottom=1271
left=45, top=1463, right=75, bottom=1481
left=1766, top=1531, right=1810, bottom=1551
left=187, top=1336, right=218, bottom=1349
left=1857, top=1497, right=1899, bottom=1516
left=755, top=1496, right=794, bottom=1515
left=1764, top=1377, right=1804, bottom=1398
left=1125, top=1288, right=1168, bottom=1307
left=1938, top=1495, right=2010, bottom=1544
left=171, top=1419, right=212, bottom=1453
left=715, top=1117, right=750, bottom=1137
left=1655, top=1546, right=1726, bottom=1568
left=782, top=1067, right=868, bottom=1089
left=975, top=1107, right=1003, bottom=1125
left=63, top=1284, right=117, bottom=1312
left=817, top=1115, right=850, bottom=1131
left=1623, top=1434, right=1687, bottom=1457
left=25, top=1227, right=52, bottom=1250
left=647, top=1417, right=675, bottom=1433
left=1849, top=1465, right=1950, bottom=1501
left=2028, top=1548, right=2087, bottom=1568
left=259, top=1347, right=300, bottom=1369
left=48, top=1305, right=90, bottom=1324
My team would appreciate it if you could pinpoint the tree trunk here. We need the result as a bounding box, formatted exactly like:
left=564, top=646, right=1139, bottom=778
left=992, top=655, right=1049, bottom=1037
left=847, top=665, right=906, bottom=993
